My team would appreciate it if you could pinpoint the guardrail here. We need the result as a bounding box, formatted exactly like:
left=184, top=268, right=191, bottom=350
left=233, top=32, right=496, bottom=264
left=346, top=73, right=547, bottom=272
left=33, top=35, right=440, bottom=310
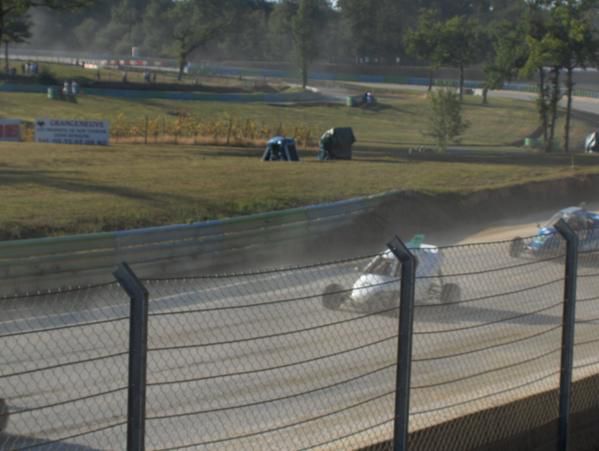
left=0, top=193, right=386, bottom=296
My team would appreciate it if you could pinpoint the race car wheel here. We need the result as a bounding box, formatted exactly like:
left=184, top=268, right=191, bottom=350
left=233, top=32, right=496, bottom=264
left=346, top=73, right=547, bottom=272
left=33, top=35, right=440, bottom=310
left=322, top=284, right=346, bottom=310
left=510, top=237, right=525, bottom=258
left=440, top=283, right=461, bottom=304
left=0, top=398, right=8, bottom=432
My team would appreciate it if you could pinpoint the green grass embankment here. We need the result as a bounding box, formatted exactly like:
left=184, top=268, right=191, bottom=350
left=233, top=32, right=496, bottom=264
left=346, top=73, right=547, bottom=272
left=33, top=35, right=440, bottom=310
left=0, top=141, right=597, bottom=240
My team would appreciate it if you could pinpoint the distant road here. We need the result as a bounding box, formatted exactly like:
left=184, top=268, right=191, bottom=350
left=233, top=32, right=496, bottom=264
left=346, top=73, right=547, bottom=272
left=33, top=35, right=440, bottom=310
left=337, top=81, right=599, bottom=116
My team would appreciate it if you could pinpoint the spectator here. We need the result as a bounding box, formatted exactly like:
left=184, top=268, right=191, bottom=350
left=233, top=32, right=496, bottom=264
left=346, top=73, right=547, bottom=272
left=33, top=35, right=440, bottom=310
left=62, top=81, right=71, bottom=97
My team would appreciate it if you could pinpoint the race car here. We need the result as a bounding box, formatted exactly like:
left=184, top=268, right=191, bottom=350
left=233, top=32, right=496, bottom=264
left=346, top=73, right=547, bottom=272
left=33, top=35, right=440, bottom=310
left=322, top=236, right=460, bottom=312
left=510, top=206, right=599, bottom=258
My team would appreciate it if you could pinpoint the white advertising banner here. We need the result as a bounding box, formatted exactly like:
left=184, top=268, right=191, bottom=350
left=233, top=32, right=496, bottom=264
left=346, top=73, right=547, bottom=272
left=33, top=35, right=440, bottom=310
left=35, top=119, right=110, bottom=146
left=0, top=120, right=21, bottom=142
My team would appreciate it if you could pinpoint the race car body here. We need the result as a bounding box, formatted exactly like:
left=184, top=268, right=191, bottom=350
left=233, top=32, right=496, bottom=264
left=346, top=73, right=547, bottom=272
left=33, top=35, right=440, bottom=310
left=322, top=237, right=460, bottom=312
left=510, top=207, right=599, bottom=257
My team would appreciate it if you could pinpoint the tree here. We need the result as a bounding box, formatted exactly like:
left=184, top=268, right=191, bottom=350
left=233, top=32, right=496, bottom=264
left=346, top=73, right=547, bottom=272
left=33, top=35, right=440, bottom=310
left=437, top=16, right=481, bottom=102
left=338, top=0, right=403, bottom=63
left=0, top=0, right=91, bottom=66
left=481, top=21, right=528, bottom=104
left=0, top=0, right=91, bottom=46
left=521, top=1, right=553, bottom=152
left=520, top=0, right=598, bottom=153
left=2, top=9, right=30, bottom=73
left=425, top=88, right=470, bottom=151
left=292, top=0, right=324, bottom=89
left=552, top=0, right=599, bottom=153
left=140, top=0, right=173, bottom=57
left=168, top=0, right=225, bottom=80
left=405, top=8, right=442, bottom=91
left=338, top=0, right=379, bottom=61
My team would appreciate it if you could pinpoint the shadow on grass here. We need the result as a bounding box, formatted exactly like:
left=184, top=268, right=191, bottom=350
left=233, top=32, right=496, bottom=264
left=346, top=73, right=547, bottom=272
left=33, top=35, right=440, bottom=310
left=352, top=147, right=599, bottom=167
left=0, top=169, right=196, bottom=205
left=187, top=143, right=599, bottom=168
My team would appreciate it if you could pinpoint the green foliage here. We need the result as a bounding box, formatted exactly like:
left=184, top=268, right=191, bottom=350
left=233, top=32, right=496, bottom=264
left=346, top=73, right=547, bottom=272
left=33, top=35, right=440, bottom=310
left=481, top=21, right=529, bottom=103
left=425, top=88, right=470, bottom=151
left=8, top=0, right=530, bottom=70
left=405, top=9, right=442, bottom=65
left=292, top=0, right=325, bottom=88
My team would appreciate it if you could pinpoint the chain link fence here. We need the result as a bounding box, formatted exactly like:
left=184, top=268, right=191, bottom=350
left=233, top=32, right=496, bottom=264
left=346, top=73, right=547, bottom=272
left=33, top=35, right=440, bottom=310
left=0, top=284, right=130, bottom=450
left=1, top=226, right=598, bottom=450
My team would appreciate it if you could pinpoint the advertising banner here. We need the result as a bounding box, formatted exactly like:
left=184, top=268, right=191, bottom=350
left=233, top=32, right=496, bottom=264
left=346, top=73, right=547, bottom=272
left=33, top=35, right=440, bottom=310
left=35, top=119, right=110, bottom=146
left=0, top=120, right=21, bottom=142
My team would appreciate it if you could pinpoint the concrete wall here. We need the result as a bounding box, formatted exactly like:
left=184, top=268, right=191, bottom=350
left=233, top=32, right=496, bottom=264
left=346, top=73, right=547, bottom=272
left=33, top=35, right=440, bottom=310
left=359, top=373, right=599, bottom=451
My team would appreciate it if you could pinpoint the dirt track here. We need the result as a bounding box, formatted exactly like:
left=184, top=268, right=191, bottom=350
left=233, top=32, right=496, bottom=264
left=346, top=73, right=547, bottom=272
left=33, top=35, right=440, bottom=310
left=459, top=202, right=599, bottom=244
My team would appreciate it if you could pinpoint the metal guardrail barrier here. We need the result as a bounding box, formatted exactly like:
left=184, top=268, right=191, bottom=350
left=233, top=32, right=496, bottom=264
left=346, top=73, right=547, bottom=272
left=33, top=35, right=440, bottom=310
left=0, top=193, right=385, bottom=295
left=1, top=225, right=598, bottom=450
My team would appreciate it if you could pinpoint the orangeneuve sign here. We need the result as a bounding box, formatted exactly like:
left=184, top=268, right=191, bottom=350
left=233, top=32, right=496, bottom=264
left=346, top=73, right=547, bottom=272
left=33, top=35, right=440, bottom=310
left=35, top=119, right=110, bottom=146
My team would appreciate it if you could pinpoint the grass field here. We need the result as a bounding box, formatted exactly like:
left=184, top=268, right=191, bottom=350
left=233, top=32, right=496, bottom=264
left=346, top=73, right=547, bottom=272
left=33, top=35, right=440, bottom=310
left=1, top=141, right=598, bottom=240
left=0, top=88, right=595, bottom=150
left=1, top=78, right=598, bottom=240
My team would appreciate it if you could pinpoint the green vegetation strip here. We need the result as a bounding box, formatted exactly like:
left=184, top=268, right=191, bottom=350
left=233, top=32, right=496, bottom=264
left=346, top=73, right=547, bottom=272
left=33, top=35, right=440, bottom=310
left=0, top=90, right=595, bottom=149
left=0, top=141, right=598, bottom=240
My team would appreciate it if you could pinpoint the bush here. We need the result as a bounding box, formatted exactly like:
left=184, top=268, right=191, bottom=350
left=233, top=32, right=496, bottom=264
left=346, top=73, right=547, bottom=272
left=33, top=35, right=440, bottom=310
left=425, top=88, right=470, bottom=151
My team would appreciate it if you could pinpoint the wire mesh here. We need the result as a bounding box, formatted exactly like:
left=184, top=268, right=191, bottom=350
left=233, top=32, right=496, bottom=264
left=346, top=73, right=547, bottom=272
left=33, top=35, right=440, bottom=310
left=2, top=229, right=599, bottom=450
left=0, top=284, right=129, bottom=450
left=572, top=244, right=599, bottom=417
left=407, top=237, right=566, bottom=451
left=142, top=255, right=399, bottom=450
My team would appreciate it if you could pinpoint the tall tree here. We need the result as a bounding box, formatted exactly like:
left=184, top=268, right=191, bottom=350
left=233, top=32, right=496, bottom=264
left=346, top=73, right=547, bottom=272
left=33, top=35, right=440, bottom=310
left=0, top=0, right=89, bottom=71
left=0, top=0, right=91, bottom=48
left=169, top=0, right=225, bottom=80
left=437, top=16, right=481, bottom=101
left=267, top=0, right=297, bottom=60
left=522, top=0, right=553, bottom=151
left=292, top=0, right=324, bottom=88
left=481, top=21, right=528, bottom=104
left=2, top=7, right=29, bottom=73
left=552, top=0, right=599, bottom=153
left=405, top=8, right=442, bottom=91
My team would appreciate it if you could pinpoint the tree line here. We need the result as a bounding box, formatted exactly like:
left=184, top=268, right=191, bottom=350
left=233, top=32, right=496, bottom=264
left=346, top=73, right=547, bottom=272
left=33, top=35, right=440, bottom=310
left=2, top=0, right=599, bottom=152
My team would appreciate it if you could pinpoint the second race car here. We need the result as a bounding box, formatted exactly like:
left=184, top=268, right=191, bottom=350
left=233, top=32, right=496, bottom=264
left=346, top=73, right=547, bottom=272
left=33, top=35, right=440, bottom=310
left=510, top=206, right=599, bottom=258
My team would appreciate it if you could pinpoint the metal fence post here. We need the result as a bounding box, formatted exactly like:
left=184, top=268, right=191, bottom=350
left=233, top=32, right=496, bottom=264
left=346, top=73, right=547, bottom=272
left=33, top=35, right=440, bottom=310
left=387, top=236, right=417, bottom=451
left=114, top=262, right=149, bottom=451
left=554, top=219, right=579, bottom=451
